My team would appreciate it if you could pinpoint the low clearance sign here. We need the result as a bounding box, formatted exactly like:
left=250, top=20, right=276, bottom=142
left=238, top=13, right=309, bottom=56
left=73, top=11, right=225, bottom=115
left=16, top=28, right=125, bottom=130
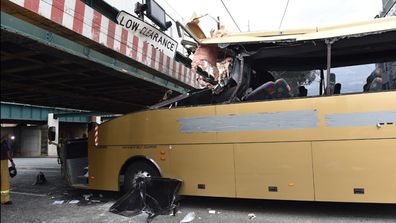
left=116, top=11, right=178, bottom=58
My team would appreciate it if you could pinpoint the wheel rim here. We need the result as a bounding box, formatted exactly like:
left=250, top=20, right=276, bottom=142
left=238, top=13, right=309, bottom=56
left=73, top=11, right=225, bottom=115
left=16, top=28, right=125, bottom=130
left=132, top=170, right=150, bottom=187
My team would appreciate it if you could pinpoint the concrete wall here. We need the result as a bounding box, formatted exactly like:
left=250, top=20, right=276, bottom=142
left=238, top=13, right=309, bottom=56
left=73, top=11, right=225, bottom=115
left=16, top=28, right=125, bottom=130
left=0, top=127, right=18, bottom=155
left=0, top=127, right=16, bottom=139
left=60, top=123, right=88, bottom=139
left=2, top=123, right=88, bottom=157
left=20, top=126, right=42, bottom=157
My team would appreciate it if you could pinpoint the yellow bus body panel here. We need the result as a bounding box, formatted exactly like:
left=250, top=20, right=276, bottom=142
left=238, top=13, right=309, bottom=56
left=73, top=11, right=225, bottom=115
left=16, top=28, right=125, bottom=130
left=235, top=142, right=314, bottom=200
left=88, top=92, right=396, bottom=203
left=313, top=139, right=396, bottom=203
left=169, top=144, right=235, bottom=197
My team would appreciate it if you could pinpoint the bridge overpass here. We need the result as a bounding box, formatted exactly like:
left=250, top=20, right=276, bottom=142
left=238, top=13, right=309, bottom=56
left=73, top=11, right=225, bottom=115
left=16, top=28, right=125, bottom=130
left=1, top=0, right=198, bottom=114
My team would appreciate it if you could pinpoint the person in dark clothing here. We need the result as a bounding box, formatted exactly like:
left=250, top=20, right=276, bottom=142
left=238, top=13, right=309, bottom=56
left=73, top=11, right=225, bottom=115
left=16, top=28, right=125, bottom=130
left=298, top=86, right=308, bottom=97
left=364, top=68, right=384, bottom=92
left=1, top=133, right=14, bottom=205
left=334, top=83, right=341, bottom=94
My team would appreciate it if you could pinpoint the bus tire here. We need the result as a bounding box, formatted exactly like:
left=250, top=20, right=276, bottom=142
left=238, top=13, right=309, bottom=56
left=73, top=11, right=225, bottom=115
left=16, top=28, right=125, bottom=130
left=123, top=161, right=160, bottom=193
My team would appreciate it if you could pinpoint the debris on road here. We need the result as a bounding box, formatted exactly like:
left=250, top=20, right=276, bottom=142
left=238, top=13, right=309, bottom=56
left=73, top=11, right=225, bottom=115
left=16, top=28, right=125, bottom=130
left=83, top=194, right=93, bottom=201
left=248, top=213, right=256, bottom=220
left=68, top=200, right=80, bottom=204
left=109, top=177, right=181, bottom=222
left=208, top=210, right=216, bottom=214
left=33, top=172, right=47, bottom=185
left=180, top=212, right=195, bottom=223
left=52, top=200, right=64, bottom=205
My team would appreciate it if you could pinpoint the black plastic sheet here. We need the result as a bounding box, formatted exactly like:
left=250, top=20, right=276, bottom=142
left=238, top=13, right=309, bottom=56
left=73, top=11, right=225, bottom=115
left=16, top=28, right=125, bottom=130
left=110, top=177, right=182, bottom=222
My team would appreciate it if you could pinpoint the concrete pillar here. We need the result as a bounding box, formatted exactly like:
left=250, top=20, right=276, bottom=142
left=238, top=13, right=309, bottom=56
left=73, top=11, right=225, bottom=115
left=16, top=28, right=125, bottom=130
left=20, top=127, right=41, bottom=157
left=91, top=116, right=101, bottom=125
left=47, top=113, right=59, bottom=157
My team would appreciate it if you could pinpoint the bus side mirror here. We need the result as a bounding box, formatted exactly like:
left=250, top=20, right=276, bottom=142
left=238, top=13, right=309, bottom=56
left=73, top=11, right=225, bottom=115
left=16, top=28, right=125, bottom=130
left=48, top=127, right=56, bottom=141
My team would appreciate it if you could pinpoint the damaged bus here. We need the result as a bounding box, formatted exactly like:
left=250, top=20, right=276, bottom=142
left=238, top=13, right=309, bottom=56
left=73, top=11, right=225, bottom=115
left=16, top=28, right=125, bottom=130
left=55, top=17, right=396, bottom=203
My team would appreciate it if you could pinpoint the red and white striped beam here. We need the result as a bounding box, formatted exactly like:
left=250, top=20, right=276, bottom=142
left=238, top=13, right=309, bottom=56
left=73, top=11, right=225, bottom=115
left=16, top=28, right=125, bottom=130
left=8, top=0, right=198, bottom=88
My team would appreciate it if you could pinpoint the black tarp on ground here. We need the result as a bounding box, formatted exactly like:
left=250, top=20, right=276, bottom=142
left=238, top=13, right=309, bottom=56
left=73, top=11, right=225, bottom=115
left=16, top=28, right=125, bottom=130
left=109, top=177, right=182, bottom=222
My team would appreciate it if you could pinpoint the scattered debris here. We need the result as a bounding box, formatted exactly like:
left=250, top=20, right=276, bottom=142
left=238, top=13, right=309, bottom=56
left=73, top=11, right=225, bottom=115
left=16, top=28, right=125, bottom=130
left=208, top=210, right=216, bottom=214
left=33, top=172, right=47, bottom=185
left=83, top=194, right=93, bottom=201
left=52, top=200, right=64, bottom=205
left=177, top=210, right=182, bottom=214
left=91, top=199, right=101, bottom=203
left=180, top=212, right=195, bottom=223
left=248, top=213, right=256, bottom=220
left=68, top=200, right=80, bottom=204
left=198, top=217, right=202, bottom=220
left=51, top=196, right=55, bottom=199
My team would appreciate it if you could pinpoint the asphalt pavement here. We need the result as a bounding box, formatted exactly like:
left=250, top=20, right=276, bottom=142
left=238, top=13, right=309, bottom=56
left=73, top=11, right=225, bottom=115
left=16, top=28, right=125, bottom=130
left=1, top=158, right=395, bottom=223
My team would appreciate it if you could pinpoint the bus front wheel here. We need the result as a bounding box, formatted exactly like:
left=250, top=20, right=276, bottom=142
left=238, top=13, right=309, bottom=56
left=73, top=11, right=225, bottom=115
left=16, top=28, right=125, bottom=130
left=124, top=161, right=160, bottom=192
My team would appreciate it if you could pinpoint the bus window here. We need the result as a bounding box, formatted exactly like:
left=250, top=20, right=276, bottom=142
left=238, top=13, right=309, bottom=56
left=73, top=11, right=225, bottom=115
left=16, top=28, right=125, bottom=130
left=244, top=69, right=317, bottom=101
left=304, top=63, right=396, bottom=96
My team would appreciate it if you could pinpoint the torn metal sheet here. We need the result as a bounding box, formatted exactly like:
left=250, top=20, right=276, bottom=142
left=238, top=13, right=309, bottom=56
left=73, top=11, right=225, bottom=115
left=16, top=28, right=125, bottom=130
left=109, top=177, right=182, bottom=222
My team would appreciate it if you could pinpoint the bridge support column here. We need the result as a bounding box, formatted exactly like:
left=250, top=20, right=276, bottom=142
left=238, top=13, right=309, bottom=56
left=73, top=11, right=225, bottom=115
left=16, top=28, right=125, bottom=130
left=47, top=113, right=59, bottom=157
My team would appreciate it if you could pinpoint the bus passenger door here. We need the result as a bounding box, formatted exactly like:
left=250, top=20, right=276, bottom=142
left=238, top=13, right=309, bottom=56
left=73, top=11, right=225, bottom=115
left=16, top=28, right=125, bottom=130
left=169, top=144, right=236, bottom=198
left=63, top=138, right=88, bottom=188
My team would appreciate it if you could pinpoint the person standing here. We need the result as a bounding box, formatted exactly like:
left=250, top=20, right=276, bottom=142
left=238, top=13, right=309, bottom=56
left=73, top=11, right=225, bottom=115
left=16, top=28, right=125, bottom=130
left=1, top=133, right=15, bottom=205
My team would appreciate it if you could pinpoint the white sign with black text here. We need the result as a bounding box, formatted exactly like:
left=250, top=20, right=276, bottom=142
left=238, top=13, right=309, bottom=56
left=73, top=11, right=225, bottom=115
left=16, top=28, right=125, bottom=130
left=116, top=11, right=178, bottom=59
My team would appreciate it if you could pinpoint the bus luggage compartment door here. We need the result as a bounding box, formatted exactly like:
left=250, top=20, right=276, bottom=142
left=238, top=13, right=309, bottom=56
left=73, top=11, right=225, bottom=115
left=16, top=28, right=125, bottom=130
left=312, top=139, right=396, bottom=203
left=234, top=142, right=314, bottom=201
left=169, top=144, right=235, bottom=197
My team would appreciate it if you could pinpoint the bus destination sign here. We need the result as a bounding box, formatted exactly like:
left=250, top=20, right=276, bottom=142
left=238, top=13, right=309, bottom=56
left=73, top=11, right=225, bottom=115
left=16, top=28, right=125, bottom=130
left=116, top=11, right=178, bottom=58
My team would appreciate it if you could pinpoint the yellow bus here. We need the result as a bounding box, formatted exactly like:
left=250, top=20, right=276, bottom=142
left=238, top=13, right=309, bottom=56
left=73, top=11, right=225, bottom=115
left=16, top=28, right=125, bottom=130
left=59, top=17, right=396, bottom=203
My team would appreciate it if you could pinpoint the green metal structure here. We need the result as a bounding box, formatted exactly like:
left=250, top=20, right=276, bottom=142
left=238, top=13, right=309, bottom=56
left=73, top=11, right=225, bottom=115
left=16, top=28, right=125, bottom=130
left=1, top=102, right=92, bottom=123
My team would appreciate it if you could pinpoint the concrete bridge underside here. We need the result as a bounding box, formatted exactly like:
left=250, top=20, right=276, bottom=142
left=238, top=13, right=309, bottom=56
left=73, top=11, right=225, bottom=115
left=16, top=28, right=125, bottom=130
left=1, top=0, right=195, bottom=114
left=1, top=26, right=173, bottom=113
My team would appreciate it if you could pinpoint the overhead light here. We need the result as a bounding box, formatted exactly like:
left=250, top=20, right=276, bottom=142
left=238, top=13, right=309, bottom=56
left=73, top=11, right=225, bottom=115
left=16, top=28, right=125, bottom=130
left=0, top=124, right=18, bottom=127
